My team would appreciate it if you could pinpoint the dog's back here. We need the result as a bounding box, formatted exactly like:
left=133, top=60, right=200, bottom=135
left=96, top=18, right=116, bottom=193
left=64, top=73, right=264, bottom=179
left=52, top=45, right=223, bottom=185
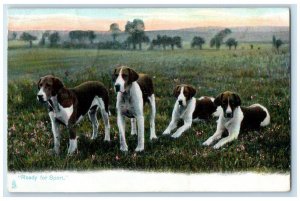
left=136, top=73, right=154, bottom=104
left=241, top=104, right=270, bottom=129
left=72, top=81, right=109, bottom=115
left=193, top=96, right=218, bottom=120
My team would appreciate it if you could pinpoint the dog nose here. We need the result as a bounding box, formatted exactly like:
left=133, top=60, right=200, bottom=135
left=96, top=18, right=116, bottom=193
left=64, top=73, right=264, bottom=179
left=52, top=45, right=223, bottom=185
left=225, top=112, right=233, bottom=118
left=37, top=95, right=44, bottom=102
left=115, top=84, right=120, bottom=92
left=178, top=100, right=183, bottom=105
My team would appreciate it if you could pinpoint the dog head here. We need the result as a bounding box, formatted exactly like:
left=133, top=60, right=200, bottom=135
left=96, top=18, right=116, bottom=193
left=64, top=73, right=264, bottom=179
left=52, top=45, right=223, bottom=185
left=37, top=75, right=64, bottom=103
left=112, top=66, right=139, bottom=93
left=214, top=91, right=241, bottom=118
left=173, top=84, right=196, bottom=107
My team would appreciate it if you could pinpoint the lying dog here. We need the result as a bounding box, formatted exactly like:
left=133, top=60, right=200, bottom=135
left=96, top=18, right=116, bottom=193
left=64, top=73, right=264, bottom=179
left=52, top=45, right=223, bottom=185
left=37, top=75, right=110, bottom=155
left=203, top=91, right=270, bottom=149
left=112, top=66, right=157, bottom=152
left=163, top=84, right=221, bottom=138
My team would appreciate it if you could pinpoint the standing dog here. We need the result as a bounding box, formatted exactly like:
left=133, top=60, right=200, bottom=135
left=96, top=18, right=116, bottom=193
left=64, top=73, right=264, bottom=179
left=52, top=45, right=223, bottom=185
left=37, top=75, right=110, bottom=155
left=112, top=66, right=157, bottom=152
left=163, top=84, right=221, bottom=138
left=202, top=91, right=270, bottom=149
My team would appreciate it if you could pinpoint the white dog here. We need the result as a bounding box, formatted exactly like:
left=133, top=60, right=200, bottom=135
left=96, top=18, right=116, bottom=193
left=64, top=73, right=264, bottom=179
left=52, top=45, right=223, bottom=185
left=112, top=66, right=157, bottom=152
left=203, top=91, right=270, bottom=149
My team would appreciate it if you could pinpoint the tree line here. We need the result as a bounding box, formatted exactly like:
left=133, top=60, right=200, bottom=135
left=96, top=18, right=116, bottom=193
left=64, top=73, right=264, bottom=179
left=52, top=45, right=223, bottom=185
left=12, top=18, right=285, bottom=51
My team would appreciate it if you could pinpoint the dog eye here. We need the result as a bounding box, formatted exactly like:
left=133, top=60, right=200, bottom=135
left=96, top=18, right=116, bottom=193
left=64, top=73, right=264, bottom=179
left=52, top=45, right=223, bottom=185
left=122, top=74, right=128, bottom=78
left=45, top=83, right=50, bottom=87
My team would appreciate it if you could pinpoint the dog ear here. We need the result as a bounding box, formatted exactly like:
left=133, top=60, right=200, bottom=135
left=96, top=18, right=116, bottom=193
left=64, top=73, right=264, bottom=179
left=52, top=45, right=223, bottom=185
left=233, top=93, right=241, bottom=106
left=186, top=85, right=196, bottom=99
left=214, top=92, right=223, bottom=106
left=112, top=68, right=118, bottom=81
left=37, top=78, right=42, bottom=89
left=173, top=85, right=181, bottom=97
left=128, top=68, right=139, bottom=83
left=52, top=77, right=64, bottom=96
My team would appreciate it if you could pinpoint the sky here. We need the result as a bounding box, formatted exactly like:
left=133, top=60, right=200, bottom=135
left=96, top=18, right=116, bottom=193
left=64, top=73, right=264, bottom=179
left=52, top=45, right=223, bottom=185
left=8, top=8, right=290, bottom=31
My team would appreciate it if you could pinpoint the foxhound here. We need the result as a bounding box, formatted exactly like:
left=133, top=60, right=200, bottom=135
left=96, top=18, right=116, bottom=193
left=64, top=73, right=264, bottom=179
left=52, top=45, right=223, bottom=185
left=112, top=66, right=157, bottom=152
left=203, top=91, right=270, bottom=149
left=37, top=75, right=110, bottom=155
left=163, top=84, right=221, bottom=138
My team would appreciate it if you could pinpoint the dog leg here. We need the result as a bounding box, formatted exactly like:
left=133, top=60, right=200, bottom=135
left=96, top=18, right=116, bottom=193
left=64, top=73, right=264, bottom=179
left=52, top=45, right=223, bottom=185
left=88, top=106, right=99, bottom=140
left=203, top=117, right=225, bottom=146
left=101, top=109, right=110, bottom=141
left=117, top=113, right=128, bottom=152
left=135, top=115, right=145, bottom=152
left=148, top=94, right=157, bottom=140
left=99, top=108, right=110, bottom=142
left=67, top=127, right=77, bottom=155
left=213, top=123, right=241, bottom=149
left=49, top=112, right=60, bottom=155
left=163, top=106, right=179, bottom=135
left=171, top=118, right=192, bottom=138
left=131, top=118, right=137, bottom=135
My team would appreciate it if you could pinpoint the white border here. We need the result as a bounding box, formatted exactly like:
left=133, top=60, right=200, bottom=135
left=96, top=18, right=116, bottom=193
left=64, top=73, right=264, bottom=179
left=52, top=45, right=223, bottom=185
left=1, top=0, right=299, bottom=199
left=7, top=171, right=290, bottom=192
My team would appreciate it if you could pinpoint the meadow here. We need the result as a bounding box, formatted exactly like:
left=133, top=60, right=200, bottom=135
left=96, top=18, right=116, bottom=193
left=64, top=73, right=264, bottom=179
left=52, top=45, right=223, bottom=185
left=7, top=43, right=290, bottom=173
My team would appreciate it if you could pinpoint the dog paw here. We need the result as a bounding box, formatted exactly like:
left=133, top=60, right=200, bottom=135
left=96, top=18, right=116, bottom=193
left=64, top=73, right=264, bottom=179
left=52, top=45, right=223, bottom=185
left=131, top=131, right=137, bottom=135
left=135, top=146, right=144, bottom=152
left=150, top=135, right=158, bottom=140
left=47, top=148, right=59, bottom=156
left=120, top=145, right=128, bottom=152
left=213, top=143, right=221, bottom=149
left=171, top=132, right=182, bottom=138
left=104, top=136, right=110, bottom=142
left=91, top=134, right=98, bottom=140
left=202, top=138, right=213, bottom=146
left=67, top=139, right=77, bottom=155
left=162, top=130, right=170, bottom=135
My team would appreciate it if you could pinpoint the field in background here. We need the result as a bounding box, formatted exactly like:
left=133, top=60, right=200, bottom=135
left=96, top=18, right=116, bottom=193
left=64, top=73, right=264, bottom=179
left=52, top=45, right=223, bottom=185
left=7, top=44, right=290, bottom=172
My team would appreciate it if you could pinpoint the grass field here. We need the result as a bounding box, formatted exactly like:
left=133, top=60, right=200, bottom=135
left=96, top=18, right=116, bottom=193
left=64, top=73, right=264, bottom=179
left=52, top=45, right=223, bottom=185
left=7, top=43, right=290, bottom=173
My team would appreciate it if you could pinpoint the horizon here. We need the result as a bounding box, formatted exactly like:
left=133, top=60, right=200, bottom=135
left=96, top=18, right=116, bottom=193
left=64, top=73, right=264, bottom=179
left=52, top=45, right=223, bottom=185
left=8, top=8, right=289, bottom=32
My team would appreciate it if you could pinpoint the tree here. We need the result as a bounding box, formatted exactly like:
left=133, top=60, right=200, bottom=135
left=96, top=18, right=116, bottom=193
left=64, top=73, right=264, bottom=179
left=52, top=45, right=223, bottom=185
left=225, top=38, right=237, bottom=50
left=69, top=30, right=88, bottom=43
left=39, top=31, right=50, bottom=46
left=125, top=19, right=148, bottom=50
left=49, top=32, right=60, bottom=47
left=161, top=35, right=171, bottom=50
left=151, top=35, right=162, bottom=49
left=109, top=23, right=121, bottom=42
left=233, top=41, right=238, bottom=50
left=12, top=32, right=17, bottom=40
left=210, top=36, right=221, bottom=49
left=20, top=32, right=37, bottom=48
left=171, top=36, right=182, bottom=50
left=191, top=36, right=205, bottom=49
left=272, top=35, right=283, bottom=52
left=88, top=31, right=96, bottom=44
left=210, top=28, right=232, bottom=49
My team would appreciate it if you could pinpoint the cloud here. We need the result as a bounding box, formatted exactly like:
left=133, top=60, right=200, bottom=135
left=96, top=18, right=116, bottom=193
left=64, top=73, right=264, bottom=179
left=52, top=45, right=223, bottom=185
left=8, top=8, right=289, bottom=31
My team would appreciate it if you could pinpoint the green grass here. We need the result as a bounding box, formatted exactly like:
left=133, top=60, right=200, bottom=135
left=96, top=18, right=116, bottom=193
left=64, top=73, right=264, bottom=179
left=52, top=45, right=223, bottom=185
left=7, top=44, right=290, bottom=173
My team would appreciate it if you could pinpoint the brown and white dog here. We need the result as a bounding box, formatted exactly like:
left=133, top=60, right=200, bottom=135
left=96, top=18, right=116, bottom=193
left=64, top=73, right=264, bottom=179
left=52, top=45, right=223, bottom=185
left=202, top=91, right=270, bottom=149
left=37, top=75, right=110, bottom=155
left=163, top=84, right=221, bottom=138
left=112, top=66, right=157, bottom=152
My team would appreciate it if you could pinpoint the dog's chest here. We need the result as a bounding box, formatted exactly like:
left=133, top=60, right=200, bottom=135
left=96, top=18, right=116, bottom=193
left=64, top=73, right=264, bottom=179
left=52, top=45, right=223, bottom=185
left=49, top=99, right=74, bottom=125
left=119, top=94, right=136, bottom=118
